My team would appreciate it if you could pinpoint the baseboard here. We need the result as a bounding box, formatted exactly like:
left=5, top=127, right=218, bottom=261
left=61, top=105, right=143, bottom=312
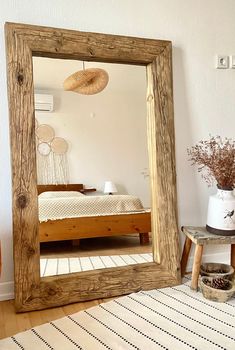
left=0, top=281, right=14, bottom=301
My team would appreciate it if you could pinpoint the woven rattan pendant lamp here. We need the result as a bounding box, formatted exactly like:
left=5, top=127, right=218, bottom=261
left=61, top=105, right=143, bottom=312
left=63, top=62, right=109, bottom=95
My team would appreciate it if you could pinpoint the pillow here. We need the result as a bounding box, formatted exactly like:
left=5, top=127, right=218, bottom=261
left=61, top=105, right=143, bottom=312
left=39, top=191, right=84, bottom=198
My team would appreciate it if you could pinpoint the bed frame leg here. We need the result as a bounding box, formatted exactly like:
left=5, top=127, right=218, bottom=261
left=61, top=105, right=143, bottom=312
left=139, top=233, right=150, bottom=245
left=72, top=239, right=80, bottom=247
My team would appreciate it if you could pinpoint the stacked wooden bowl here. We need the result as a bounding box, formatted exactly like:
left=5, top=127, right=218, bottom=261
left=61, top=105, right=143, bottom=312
left=200, top=263, right=235, bottom=302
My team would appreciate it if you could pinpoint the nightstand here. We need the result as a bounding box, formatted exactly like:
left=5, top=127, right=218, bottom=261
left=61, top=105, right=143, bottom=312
left=181, top=226, right=235, bottom=290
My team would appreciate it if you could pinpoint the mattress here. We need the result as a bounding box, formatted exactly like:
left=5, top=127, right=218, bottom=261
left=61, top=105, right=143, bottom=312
left=38, top=193, right=146, bottom=222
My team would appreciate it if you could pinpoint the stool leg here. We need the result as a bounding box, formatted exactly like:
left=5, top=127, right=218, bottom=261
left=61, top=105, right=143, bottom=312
left=181, top=237, right=192, bottom=277
left=191, top=244, right=203, bottom=291
left=231, top=244, right=235, bottom=269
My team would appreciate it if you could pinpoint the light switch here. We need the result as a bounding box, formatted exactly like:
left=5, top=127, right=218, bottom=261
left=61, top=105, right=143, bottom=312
left=215, top=55, right=229, bottom=69
left=230, top=55, right=235, bottom=69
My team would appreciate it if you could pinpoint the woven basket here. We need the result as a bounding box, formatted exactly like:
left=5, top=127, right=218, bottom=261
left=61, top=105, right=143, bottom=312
left=63, top=68, right=109, bottom=95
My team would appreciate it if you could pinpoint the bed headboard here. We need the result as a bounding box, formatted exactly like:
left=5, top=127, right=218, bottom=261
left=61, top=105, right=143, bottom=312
left=37, top=184, right=84, bottom=195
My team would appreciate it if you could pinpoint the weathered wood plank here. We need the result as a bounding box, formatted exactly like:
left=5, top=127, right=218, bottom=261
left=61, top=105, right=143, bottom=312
left=20, top=264, right=177, bottom=311
left=146, top=44, right=180, bottom=277
left=5, top=23, right=41, bottom=310
left=6, top=22, right=169, bottom=65
left=182, top=226, right=235, bottom=245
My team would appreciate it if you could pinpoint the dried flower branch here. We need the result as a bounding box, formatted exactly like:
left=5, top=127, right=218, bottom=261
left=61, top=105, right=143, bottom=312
left=187, top=136, right=235, bottom=189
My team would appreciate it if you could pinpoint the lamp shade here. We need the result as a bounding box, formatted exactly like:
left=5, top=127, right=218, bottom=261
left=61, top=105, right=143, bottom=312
left=63, top=68, right=109, bottom=95
left=104, top=181, right=117, bottom=194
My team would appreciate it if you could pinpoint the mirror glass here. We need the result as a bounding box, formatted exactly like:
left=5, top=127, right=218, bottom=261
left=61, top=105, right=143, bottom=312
left=33, top=57, right=152, bottom=277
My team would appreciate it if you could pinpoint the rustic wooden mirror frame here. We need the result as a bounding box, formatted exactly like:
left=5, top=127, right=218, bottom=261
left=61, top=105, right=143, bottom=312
left=5, top=22, right=181, bottom=312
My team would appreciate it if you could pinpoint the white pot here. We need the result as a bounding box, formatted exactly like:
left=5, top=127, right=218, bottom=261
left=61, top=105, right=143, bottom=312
left=206, top=188, right=235, bottom=236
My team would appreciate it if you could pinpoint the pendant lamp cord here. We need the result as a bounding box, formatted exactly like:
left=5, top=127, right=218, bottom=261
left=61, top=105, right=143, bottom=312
left=82, top=61, right=85, bottom=70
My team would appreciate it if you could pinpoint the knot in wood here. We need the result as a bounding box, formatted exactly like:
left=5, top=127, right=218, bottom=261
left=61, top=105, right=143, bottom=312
left=27, top=247, right=35, bottom=257
left=88, top=47, right=95, bottom=56
left=47, top=287, right=57, bottom=296
left=17, top=194, right=27, bottom=208
left=17, top=73, right=24, bottom=86
left=55, top=38, right=63, bottom=52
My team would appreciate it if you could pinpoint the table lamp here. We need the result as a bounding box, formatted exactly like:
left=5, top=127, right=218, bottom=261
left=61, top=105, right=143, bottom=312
left=104, top=181, right=117, bottom=195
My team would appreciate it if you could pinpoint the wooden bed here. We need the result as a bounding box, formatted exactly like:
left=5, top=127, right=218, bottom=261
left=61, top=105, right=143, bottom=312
left=38, top=184, right=151, bottom=245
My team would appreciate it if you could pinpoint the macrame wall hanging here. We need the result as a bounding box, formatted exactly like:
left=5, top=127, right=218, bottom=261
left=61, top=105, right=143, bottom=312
left=35, top=121, right=69, bottom=184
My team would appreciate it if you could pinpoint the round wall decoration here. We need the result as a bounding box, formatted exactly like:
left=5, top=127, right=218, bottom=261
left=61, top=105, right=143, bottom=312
left=37, top=142, right=51, bottom=156
left=36, top=124, right=55, bottom=142
left=51, top=137, right=68, bottom=155
left=63, top=68, right=109, bottom=95
left=36, top=122, right=69, bottom=185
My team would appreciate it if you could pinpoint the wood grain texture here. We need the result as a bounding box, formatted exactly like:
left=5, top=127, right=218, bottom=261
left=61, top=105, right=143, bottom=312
left=191, top=244, right=203, bottom=290
left=182, top=226, right=235, bottom=245
left=39, top=212, right=151, bottom=242
left=23, top=263, right=178, bottom=311
left=5, top=22, right=41, bottom=311
left=5, top=22, right=180, bottom=312
left=0, top=298, right=102, bottom=339
left=5, top=22, right=169, bottom=65
left=146, top=45, right=180, bottom=276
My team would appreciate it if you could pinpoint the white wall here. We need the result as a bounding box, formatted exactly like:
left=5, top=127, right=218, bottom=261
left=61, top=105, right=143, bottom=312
left=1, top=0, right=234, bottom=300
left=34, top=59, right=150, bottom=206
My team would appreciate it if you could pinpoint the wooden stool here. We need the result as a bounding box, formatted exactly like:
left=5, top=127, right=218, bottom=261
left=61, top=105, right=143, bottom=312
left=181, top=226, right=235, bottom=290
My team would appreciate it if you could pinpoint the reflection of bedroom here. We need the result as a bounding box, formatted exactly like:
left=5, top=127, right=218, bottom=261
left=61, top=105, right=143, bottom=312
left=33, top=58, right=152, bottom=275
left=33, top=58, right=150, bottom=207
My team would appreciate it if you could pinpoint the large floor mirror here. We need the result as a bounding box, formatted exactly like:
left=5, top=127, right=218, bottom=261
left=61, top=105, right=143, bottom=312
left=5, top=22, right=181, bottom=312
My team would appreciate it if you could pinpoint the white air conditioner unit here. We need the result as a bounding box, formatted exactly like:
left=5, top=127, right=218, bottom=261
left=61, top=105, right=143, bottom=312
left=35, top=93, right=54, bottom=112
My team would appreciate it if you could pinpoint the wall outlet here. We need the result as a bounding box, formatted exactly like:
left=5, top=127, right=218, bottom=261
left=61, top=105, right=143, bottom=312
left=215, top=55, right=229, bottom=69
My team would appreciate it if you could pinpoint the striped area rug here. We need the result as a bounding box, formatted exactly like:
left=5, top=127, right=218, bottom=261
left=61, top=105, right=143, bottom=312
left=1, top=276, right=235, bottom=349
left=40, top=253, right=153, bottom=276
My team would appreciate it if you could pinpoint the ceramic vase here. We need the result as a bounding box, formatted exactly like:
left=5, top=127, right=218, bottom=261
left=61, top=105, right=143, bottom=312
left=206, top=188, right=235, bottom=236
